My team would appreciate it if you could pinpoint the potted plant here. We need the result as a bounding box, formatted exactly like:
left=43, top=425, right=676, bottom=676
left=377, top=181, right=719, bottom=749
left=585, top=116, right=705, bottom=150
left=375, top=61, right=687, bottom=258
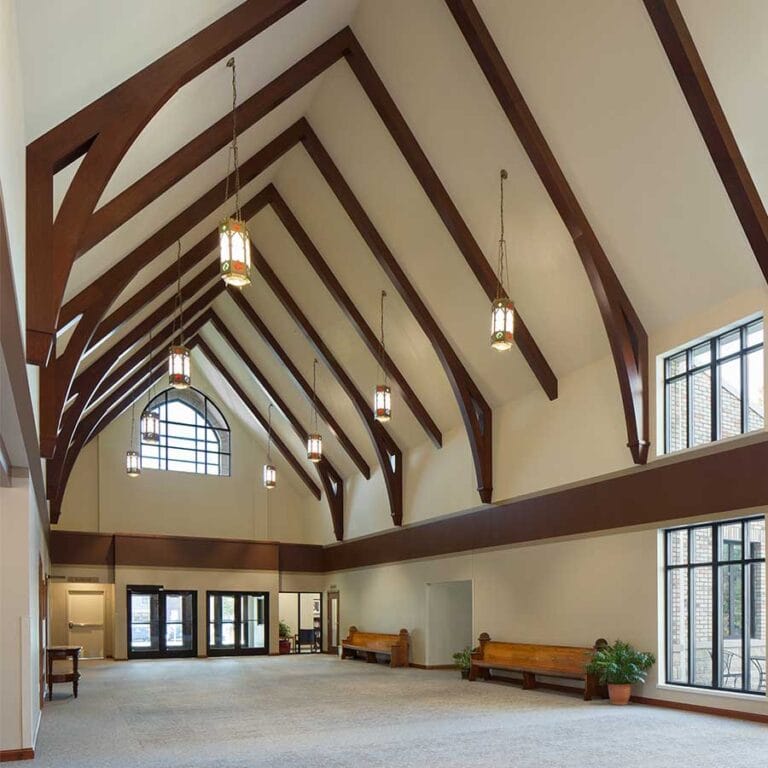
left=279, top=621, right=292, bottom=655
left=452, top=647, right=473, bottom=680
left=586, top=640, right=656, bottom=705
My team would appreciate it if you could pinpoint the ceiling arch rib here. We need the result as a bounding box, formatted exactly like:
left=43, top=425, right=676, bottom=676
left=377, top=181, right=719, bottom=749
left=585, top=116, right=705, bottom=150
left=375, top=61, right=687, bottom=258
left=445, top=0, right=650, bottom=464
left=202, top=316, right=344, bottom=540
left=642, top=0, right=768, bottom=284
left=228, top=289, right=371, bottom=480
left=25, top=0, right=306, bottom=365
left=248, top=242, right=403, bottom=527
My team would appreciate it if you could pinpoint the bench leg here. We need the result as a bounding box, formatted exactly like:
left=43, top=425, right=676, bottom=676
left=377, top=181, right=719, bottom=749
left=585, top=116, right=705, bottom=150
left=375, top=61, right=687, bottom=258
left=365, top=651, right=377, bottom=663
left=468, top=664, right=477, bottom=682
left=584, top=673, right=597, bottom=701
left=522, top=672, right=537, bottom=691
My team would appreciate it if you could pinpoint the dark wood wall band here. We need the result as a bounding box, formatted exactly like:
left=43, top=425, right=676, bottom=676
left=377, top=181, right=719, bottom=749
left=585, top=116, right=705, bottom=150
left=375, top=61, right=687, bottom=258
left=445, top=0, right=649, bottom=465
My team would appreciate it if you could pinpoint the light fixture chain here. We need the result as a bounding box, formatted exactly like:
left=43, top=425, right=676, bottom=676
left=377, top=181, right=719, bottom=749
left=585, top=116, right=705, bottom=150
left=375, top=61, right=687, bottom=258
left=130, top=401, right=136, bottom=448
left=176, top=240, right=184, bottom=345
left=496, top=169, right=510, bottom=300
left=227, top=57, right=242, bottom=220
left=147, top=326, right=153, bottom=406
left=312, top=359, right=319, bottom=432
left=379, top=290, right=388, bottom=385
left=267, top=403, right=273, bottom=461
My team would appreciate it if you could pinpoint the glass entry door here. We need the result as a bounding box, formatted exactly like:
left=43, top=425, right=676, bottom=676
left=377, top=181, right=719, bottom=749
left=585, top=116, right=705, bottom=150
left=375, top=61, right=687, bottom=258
left=207, top=591, right=268, bottom=656
left=127, top=586, right=197, bottom=659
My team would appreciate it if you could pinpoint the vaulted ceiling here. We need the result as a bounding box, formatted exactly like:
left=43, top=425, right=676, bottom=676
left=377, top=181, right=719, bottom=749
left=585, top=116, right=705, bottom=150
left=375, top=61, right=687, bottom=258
left=19, top=0, right=767, bottom=536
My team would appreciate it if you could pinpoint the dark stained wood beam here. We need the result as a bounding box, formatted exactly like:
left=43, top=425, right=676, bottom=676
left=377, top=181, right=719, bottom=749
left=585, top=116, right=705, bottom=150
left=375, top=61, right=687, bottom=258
left=206, top=314, right=344, bottom=539
left=445, top=0, right=650, bottom=464
left=642, top=0, right=768, bottom=283
left=342, top=32, right=558, bottom=401
left=195, top=339, right=322, bottom=501
left=26, top=0, right=306, bottom=365
left=248, top=244, right=403, bottom=526
left=265, top=185, right=442, bottom=449
left=228, top=289, right=370, bottom=479
left=301, top=125, right=494, bottom=502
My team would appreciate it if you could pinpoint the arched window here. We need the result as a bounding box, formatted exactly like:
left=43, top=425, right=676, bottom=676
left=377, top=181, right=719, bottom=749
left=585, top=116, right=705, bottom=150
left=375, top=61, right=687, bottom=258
left=140, top=388, right=231, bottom=476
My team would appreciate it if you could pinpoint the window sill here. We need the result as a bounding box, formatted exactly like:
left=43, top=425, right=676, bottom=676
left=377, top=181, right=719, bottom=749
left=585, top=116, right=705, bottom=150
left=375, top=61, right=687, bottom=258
left=653, top=429, right=766, bottom=464
left=657, top=683, right=767, bottom=701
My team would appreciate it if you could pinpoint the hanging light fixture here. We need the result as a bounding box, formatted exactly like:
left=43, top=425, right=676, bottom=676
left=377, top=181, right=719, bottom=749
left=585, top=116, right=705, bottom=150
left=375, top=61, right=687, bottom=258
left=307, top=359, right=323, bottom=463
left=140, top=327, right=160, bottom=444
left=126, top=402, right=141, bottom=477
left=263, top=404, right=277, bottom=489
left=374, top=290, right=391, bottom=422
left=219, top=57, right=252, bottom=287
left=490, top=169, right=515, bottom=351
left=168, top=241, right=191, bottom=388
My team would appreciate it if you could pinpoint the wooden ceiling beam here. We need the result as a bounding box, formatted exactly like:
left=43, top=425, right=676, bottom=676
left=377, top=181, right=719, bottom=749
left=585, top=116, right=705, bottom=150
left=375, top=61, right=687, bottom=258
left=194, top=339, right=322, bottom=501
left=228, top=289, right=371, bottom=480
left=248, top=243, right=403, bottom=526
left=642, top=0, right=768, bottom=284
left=301, top=125, right=494, bottom=502
left=445, top=0, right=649, bottom=463
left=265, top=185, right=442, bottom=449
left=26, top=0, right=305, bottom=365
left=205, top=314, right=344, bottom=540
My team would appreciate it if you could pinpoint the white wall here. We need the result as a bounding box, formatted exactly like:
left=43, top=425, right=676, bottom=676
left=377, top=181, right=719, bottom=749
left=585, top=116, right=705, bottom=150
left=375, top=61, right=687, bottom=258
left=426, top=580, right=473, bottom=667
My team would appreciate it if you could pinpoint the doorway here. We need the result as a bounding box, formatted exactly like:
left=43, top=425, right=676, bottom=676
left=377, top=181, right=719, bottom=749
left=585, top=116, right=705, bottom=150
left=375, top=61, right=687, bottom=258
left=279, top=592, right=322, bottom=653
left=127, top=586, right=197, bottom=659
left=67, top=589, right=105, bottom=659
left=206, top=591, right=268, bottom=656
left=426, top=580, right=473, bottom=668
left=327, top=591, right=340, bottom=654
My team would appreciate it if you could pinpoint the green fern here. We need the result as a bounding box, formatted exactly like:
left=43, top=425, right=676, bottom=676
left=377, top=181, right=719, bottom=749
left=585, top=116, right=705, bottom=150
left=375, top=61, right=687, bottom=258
left=586, top=640, right=656, bottom=685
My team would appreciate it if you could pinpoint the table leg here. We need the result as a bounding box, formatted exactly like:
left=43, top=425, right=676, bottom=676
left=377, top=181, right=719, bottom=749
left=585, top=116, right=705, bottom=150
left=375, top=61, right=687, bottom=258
left=47, top=654, right=53, bottom=701
left=72, top=652, right=79, bottom=698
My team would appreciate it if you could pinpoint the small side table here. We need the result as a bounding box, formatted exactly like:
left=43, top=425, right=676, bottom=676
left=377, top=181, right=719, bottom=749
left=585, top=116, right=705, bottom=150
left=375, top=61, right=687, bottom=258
left=46, top=646, right=82, bottom=700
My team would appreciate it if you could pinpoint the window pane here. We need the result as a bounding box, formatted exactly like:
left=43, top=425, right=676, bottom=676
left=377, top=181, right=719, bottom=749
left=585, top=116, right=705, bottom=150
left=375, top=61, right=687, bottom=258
left=719, top=521, right=743, bottom=560
left=222, top=596, right=235, bottom=621
left=691, top=343, right=711, bottom=368
left=746, top=319, right=763, bottom=348
left=747, top=519, right=765, bottom=559
left=690, top=369, right=712, bottom=446
left=747, top=562, right=765, bottom=693
left=667, top=352, right=687, bottom=377
left=746, top=349, right=764, bottom=432
left=718, top=329, right=741, bottom=358
left=692, top=527, right=712, bottom=563
left=717, top=358, right=742, bottom=438
left=691, top=567, right=713, bottom=686
left=666, top=378, right=688, bottom=451
left=668, top=529, right=688, bottom=565
left=668, top=569, right=689, bottom=683
left=719, top=564, right=743, bottom=689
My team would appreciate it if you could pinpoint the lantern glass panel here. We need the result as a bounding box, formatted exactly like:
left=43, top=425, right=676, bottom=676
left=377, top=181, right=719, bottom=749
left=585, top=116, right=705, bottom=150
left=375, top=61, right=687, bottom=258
left=141, top=410, right=160, bottom=444
left=126, top=450, right=141, bottom=477
left=219, top=218, right=252, bottom=287
left=490, top=299, right=515, bottom=351
left=263, top=464, right=276, bottom=489
left=374, top=384, right=391, bottom=422
left=168, top=346, right=191, bottom=389
left=307, top=433, right=323, bottom=463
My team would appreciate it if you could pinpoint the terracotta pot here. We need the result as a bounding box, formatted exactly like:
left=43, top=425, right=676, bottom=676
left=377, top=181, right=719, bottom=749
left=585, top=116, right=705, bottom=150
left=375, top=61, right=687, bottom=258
left=608, top=683, right=631, bottom=705
left=279, top=639, right=291, bottom=655
left=460, top=669, right=470, bottom=680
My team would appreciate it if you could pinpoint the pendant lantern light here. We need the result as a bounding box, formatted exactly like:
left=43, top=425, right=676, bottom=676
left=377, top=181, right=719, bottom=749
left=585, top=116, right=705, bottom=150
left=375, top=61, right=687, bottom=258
left=126, top=403, right=141, bottom=477
left=263, top=404, right=277, bottom=489
left=490, top=169, right=515, bottom=351
left=219, top=57, right=252, bottom=287
left=168, top=241, right=191, bottom=389
left=140, top=328, right=160, bottom=444
left=374, top=290, right=391, bottom=422
left=307, top=359, right=323, bottom=463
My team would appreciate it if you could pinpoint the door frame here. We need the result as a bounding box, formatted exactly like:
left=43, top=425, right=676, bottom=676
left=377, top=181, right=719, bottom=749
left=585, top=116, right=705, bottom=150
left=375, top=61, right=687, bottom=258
left=206, top=590, right=270, bottom=657
left=67, top=587, right=106, bottom=659
left=327, top=591, right=340, bottom=655
left=126, top=586, right=198, bottom=659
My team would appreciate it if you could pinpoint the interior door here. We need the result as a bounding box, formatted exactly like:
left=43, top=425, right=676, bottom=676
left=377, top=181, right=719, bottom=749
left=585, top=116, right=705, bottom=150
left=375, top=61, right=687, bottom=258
left=128, top=587, right=197, bottom=659
left=67, top=590, right=105, bottom=658
left=327, top=591, right=340, bottom=654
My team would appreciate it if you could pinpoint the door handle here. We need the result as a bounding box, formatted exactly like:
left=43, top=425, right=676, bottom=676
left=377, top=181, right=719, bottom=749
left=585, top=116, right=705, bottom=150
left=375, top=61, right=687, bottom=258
left=68, top=622, right=102, bottom=629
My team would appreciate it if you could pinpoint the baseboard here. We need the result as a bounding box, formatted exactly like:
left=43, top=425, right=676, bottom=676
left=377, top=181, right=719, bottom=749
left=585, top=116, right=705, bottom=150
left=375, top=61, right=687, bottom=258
left=0, top=747, right=34, bottom=762
left=410, top=663, right=456, bottom=670
left=631, top=695, right=768, bottom=724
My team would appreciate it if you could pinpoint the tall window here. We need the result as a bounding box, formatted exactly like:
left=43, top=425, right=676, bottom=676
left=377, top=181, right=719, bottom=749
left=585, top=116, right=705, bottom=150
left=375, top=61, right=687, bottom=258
left=665, top=516, right=765, bottom=695
left=663, top=317, right=764, bottom=453
left=140, top=388, right=231, bottom=475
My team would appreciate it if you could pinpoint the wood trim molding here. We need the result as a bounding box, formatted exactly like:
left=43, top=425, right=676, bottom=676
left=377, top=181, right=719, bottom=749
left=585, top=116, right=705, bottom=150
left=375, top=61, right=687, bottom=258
left=631, top=695, right=768, bottom=724
left=206, top=313, right=344, bottom=540
left=642, top=0, right=768, bottom=284
left=445, top=0, right=649, bottom=465
left=0, top=747, right=35, bottom=762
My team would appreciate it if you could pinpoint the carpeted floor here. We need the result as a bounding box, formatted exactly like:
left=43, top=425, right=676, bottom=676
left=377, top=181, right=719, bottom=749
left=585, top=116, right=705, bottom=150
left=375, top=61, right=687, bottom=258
left=23, top=655, right=768, bottom=767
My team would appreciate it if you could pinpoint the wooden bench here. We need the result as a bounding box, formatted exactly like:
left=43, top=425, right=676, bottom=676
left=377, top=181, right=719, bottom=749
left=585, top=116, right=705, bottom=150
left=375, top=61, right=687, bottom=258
left=341, top=626, right=410, bottom=667
left=469, top=633, right=607, bottom=700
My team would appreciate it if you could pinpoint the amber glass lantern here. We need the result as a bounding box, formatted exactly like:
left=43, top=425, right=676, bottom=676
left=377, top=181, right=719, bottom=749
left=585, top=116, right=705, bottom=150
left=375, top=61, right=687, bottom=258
left=168, top=345, right=190, bottom=389
left=490, top=297, right=515, bottom=351
left=374, top=384, right=391, bottom=423
left=263, top=464, right=276, bottom=489
left=126, top=450, right=140, bottom=477
left=219, top=217, right=252, bottom=286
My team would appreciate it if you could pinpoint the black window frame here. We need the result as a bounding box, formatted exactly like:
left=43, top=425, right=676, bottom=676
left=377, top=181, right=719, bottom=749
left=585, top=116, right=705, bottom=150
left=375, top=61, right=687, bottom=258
left=140, top=387, right=231, bottom=476
left=126, top=585, right=198, bottom=659
left=664, top=516, right=766, bottom=695
left=206, top=590, right=269, bottom=657
left=663, top=317, right=763, bottom=454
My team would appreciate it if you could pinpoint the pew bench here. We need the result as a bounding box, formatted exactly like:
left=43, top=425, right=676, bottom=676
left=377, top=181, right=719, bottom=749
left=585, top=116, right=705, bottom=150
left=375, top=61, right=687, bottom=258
left=341, top=626, right=410, bottom=667
left=469, top=634, right=607, bottom=700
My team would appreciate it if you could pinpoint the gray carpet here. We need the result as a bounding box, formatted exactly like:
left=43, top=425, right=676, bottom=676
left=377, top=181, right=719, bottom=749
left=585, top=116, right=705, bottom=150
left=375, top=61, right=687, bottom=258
left=24, top=655, right=768, bottom=767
